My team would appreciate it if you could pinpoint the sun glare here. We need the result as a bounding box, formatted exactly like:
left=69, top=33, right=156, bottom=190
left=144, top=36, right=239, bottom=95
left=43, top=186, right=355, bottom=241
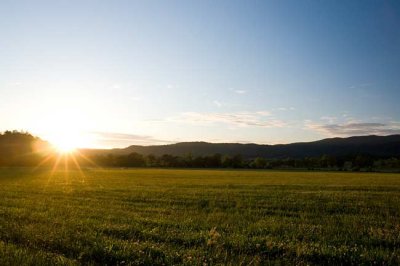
left=46, top=129, right=92, bottom=154
left=36, top=109, right=96, bottom=153
left=50, top=132, right=83, bottom=154
left=53, top=139, right=78, bottom=153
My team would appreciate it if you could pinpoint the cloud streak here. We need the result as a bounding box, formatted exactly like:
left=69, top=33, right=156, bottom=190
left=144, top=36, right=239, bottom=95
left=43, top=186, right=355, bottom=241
left=306, top=121, right=400, bottom=136
left=175, top=111, right=286, bottom=128
left=213, top=100, right=223, bottom=107
left=91, top=132, right=169, bottom=147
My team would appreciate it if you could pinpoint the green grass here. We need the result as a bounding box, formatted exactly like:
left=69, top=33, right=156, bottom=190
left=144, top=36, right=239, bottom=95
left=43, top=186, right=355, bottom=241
left=0, top=168, right=399, bottom=265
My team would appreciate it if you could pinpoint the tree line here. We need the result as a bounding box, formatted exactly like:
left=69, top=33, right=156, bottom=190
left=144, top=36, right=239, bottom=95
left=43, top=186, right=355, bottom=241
left=0, top=130, right=49, bottom=166
left=90, top=152, right=400, bottom=172
left=1, top=131, right=399, bottom=171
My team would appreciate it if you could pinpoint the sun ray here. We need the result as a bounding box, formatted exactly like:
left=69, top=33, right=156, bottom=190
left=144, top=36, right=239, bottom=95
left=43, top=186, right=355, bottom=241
left=70, top=153, right=87, bottom=184
left=43, top=153, right=63, bottom=190
left=63, top=154, right=72, bottom=193
left=50, top=154, right=62, bottom=177
left=75, top=150, right=100, bottom=168
left=32, top=153, right=56, bottom=172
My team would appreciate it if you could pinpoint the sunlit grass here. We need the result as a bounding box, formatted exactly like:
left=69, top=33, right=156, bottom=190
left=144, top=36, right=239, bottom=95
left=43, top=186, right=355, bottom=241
left=0, top=168, right=399, bottom=265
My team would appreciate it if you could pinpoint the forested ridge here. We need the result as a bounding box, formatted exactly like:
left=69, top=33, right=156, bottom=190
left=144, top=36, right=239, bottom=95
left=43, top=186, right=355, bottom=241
left=1, top=130, right=400, bottom=171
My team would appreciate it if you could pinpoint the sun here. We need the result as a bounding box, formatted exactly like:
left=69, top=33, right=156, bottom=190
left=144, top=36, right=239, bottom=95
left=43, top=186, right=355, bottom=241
left=50, top=132, right=82, bottom=154
left=53, top=139, right=78, bottom=153
left=46, top=128, right=92, bottom=154
left=35, top=108, right=96, bottom=153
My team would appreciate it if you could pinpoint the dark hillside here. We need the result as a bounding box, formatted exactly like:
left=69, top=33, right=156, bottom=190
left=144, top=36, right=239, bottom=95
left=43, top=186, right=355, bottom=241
left=81, top=134, right=400, bottom=159
left=0, top=131, right=51, bottom=166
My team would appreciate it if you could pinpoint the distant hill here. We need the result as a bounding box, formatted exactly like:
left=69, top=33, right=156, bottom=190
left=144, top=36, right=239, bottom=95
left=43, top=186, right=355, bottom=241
left=81, top=135, right=400, bottom=159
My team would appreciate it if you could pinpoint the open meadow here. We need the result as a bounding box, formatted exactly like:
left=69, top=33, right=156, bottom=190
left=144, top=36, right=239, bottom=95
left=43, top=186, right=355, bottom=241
left=0, top=168, right=399, bottom=265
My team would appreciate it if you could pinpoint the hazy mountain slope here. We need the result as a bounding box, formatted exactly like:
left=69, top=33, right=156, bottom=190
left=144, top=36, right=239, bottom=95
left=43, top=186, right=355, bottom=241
left=80, top=135, right=400, bottom=159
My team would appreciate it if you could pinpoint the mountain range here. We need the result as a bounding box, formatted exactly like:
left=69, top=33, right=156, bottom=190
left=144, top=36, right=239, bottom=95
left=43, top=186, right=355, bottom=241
left=81, top=134, right=400, bottom=159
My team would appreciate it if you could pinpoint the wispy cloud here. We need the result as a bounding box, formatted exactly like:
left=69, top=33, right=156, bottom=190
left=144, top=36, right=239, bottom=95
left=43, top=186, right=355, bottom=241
left=167, top=84, right=178, bottom=89
left=275, top=107, right=295, bottom=111
left=320, top=116, right=338, bottom=123
left=91, top=132, right=169, bottom=147
left=306, top=121, right=400, bottom=136
left=229, top=88, right=247, bottom=94
left=213, top=100, right=223, bottom=107
left=174, top=111, right=286, bottom=128
left=349, top=83, right=371, bottom=89
left=111, top=83, right=121, bottom=89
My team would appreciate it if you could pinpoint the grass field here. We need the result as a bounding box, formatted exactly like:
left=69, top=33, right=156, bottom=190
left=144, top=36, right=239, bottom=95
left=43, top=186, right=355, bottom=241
left=0, top=168, right=399, bottom=265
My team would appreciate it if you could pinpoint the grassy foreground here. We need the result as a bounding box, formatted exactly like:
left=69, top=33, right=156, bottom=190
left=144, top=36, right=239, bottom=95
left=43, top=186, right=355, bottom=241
left=0, top=168, right=399, bottom=265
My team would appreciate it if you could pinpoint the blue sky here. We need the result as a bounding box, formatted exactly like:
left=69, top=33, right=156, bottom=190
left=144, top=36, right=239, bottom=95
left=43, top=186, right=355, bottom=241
left=1, top=0, right=400, bottom=148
